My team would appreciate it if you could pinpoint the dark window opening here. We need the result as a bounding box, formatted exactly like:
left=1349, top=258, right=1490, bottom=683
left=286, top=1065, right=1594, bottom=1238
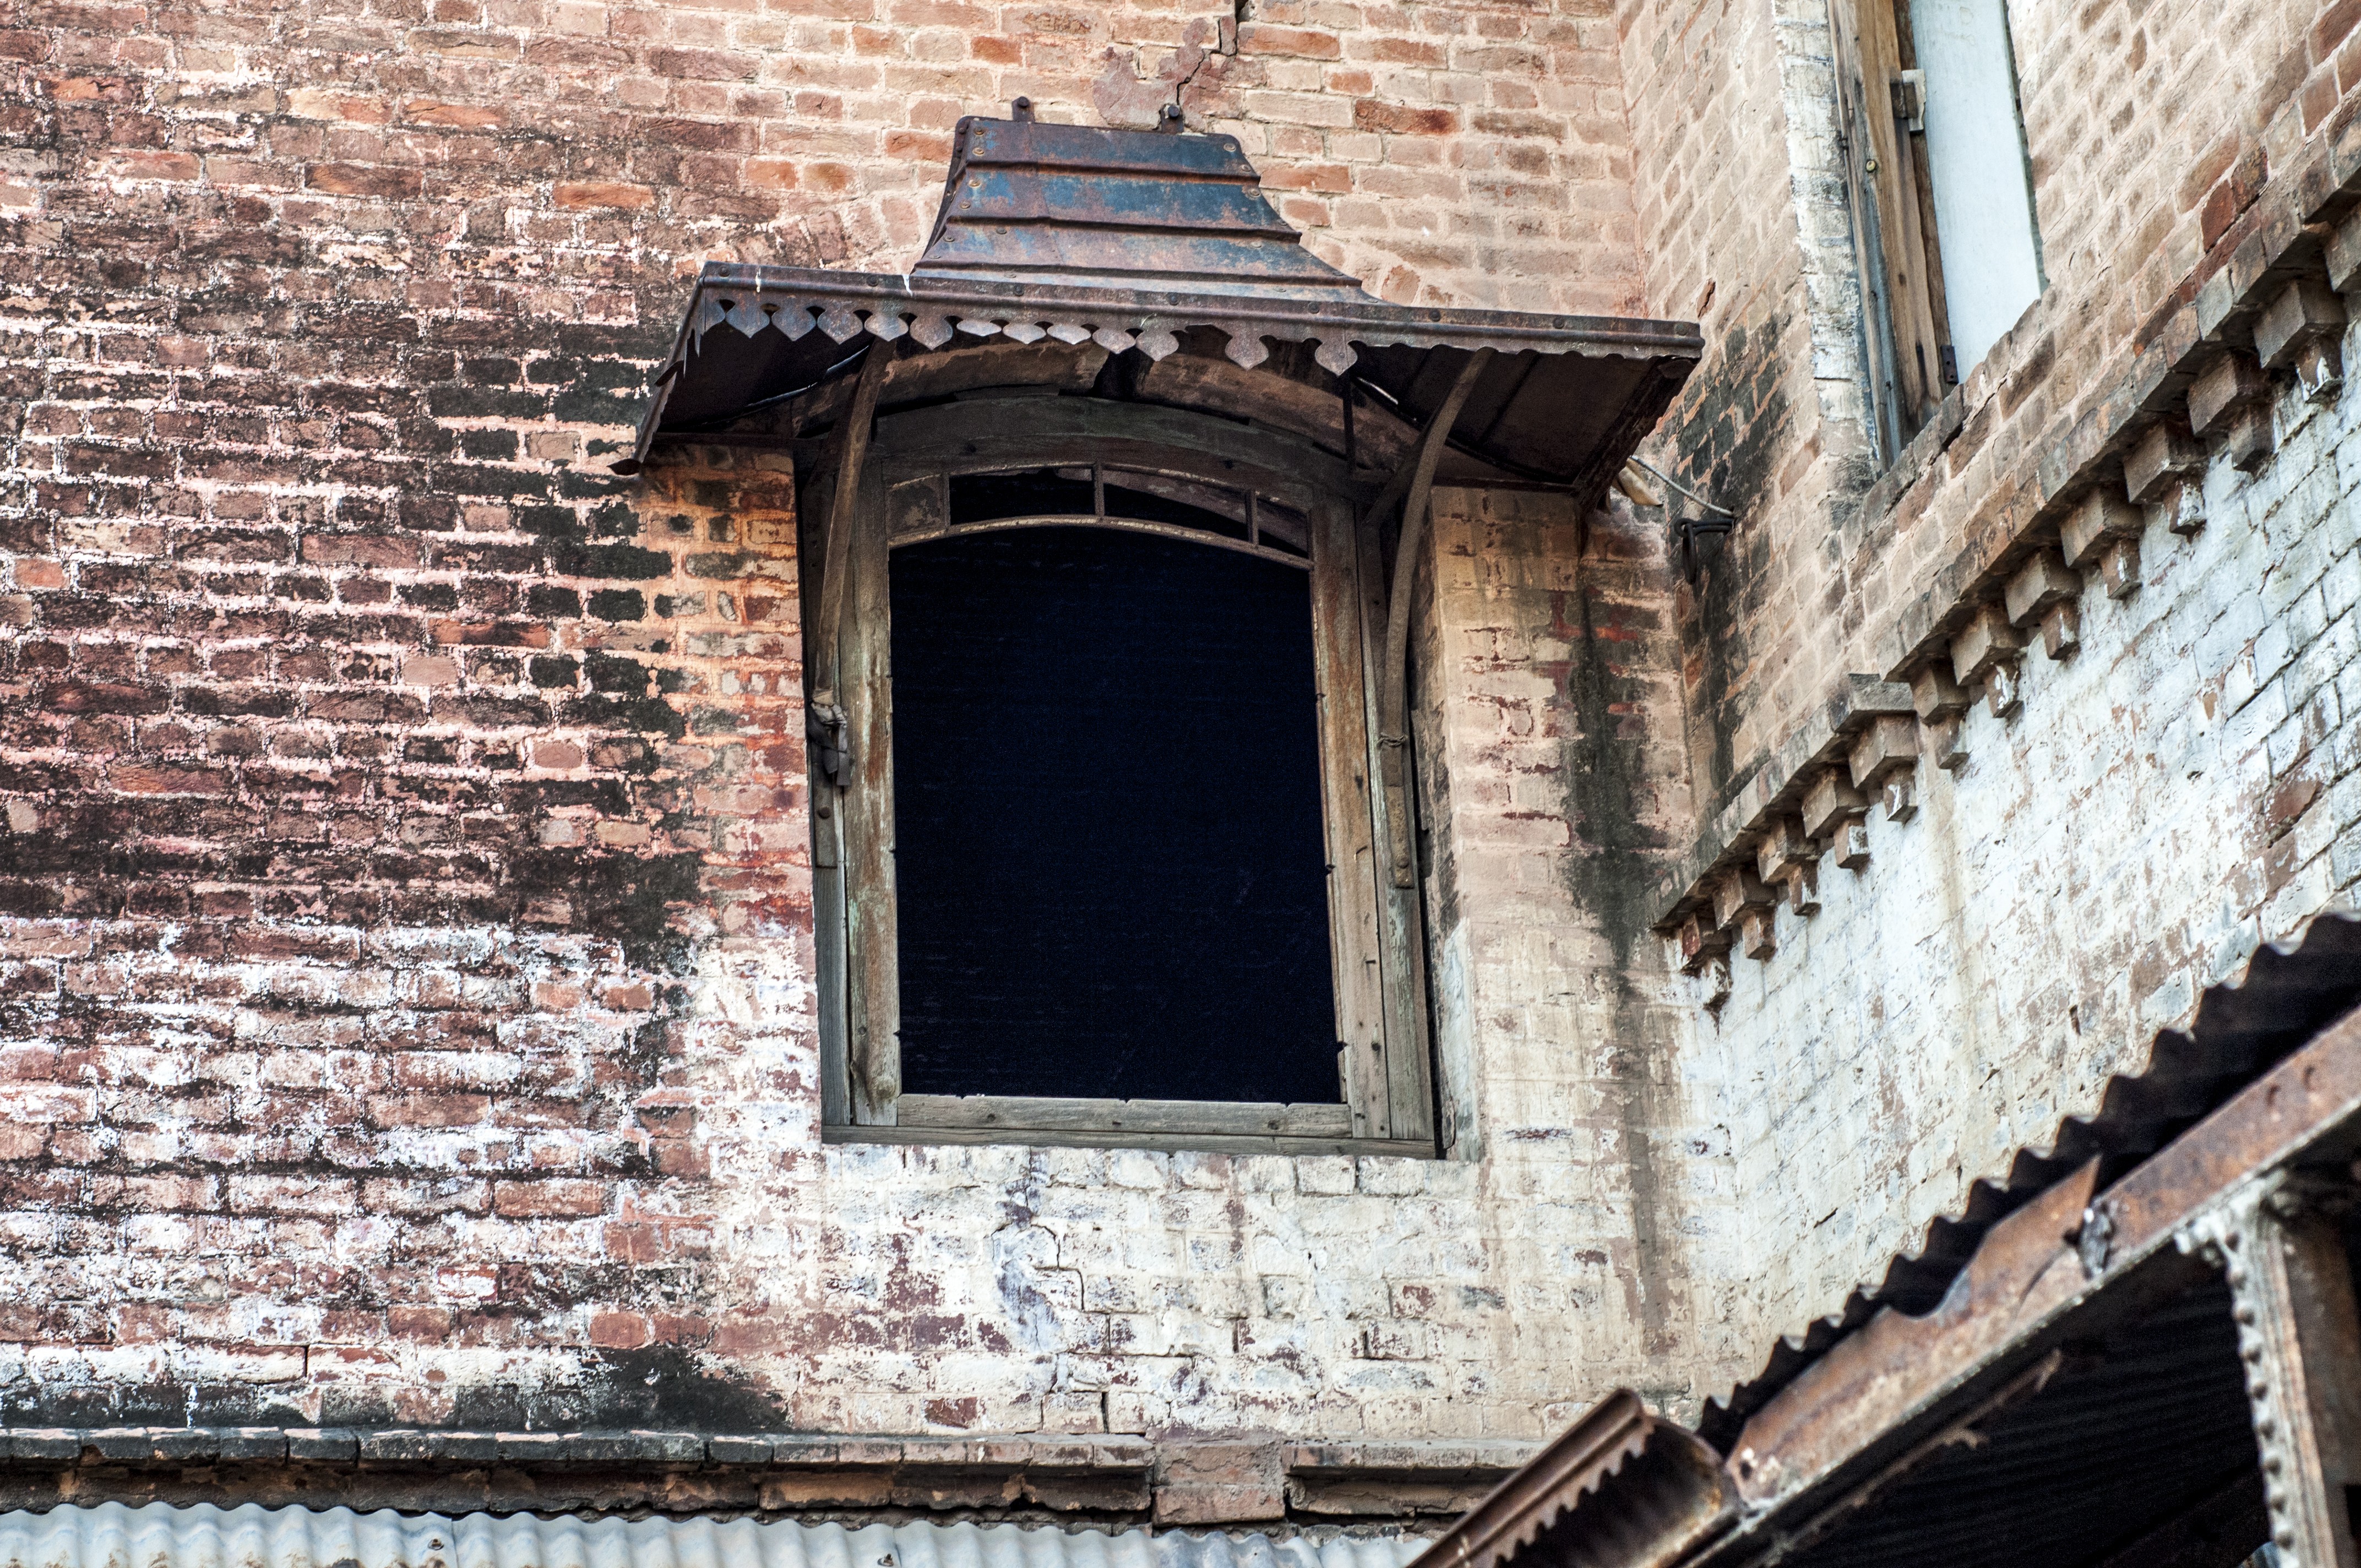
left=890, top=526, right=1341, bottom=1104
left=948, top=468, right=1098, bottom=524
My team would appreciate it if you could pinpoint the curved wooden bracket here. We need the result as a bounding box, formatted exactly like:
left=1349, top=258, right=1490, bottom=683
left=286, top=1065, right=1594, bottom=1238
left=809, top=343, right=896, bottom=717
left=1375, top=348, right=1491, bottom=888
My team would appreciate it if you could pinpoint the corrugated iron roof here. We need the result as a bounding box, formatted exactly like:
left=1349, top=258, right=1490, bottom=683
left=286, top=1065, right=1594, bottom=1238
left=1696, top=906, right=2361, bottom=1450
left=1759, top=1280, right=2260, bottom=1568
left=624, top=110, right=1699, bottom=499
left=0, top=1505, right=1428, bottom=1568
left=1400, top=1392, right=1733, bottom=1568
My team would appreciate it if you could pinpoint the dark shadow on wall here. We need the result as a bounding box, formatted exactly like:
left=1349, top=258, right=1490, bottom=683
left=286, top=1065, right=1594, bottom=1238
left=1555, top=524, right=1687, bottom=1358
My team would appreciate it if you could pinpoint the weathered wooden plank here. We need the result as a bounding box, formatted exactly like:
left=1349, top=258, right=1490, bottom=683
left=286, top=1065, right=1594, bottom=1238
left=1133, top=348, right=1414, bottom=473
left=829, top=1123, right=1430, bottom=1159
left=889, top=513, right=1310, bottom=569
left=842, top=459, right=900, bottom=1125
left=879, top=338, right=1109, bottom=405
left=1356, top=499, right=1434, bottom=1145
left=1313, top=493, right=1392, bottom=1139
left=886, top=473, right=947, bottom=541
left=800, top=492, right=851, bottom=1126
left=1376, top=350, right=1489, bottom=889
left=1856, top=0, right=1946, bottom=428
left=1826, top=0, right=1947, bottom=456
left=899, top=1095, right=1353, bottom=1138
left=812, top=818, right=850, bottom=1126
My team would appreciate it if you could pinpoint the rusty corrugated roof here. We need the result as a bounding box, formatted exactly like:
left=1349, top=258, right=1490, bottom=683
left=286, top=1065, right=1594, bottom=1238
left=1400, top=1392, right=1733, bottom=1568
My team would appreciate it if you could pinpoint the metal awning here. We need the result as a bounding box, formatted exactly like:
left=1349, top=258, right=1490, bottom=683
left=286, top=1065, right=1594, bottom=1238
left=0, top=1504, right=1429, bottom=1568
left=623, top=108, right=1699, bottom=501
left=1395, top=907, right=2361, bottom=1568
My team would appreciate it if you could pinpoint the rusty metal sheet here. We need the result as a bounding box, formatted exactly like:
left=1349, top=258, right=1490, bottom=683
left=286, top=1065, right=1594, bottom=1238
left=1724, top=1165, right=2102, bottom=1511
left=1402, top=1391, right=1734, bottom=1568
left=917, top=117, right=1339, bottom=291
left=2101, top=1004, right=2361, bottom=1259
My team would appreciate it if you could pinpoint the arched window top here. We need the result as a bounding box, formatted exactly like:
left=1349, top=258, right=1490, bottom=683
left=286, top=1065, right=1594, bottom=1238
left=871, top=392, right=1342, bottom=501
left=869, top=396, right=1329, bottom=570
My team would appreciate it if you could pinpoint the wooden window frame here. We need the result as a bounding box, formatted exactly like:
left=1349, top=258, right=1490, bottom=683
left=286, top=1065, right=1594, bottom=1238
left=1831, top=0, right=1959, bottom=466
left=804, top=396, right=1437, bottom=1159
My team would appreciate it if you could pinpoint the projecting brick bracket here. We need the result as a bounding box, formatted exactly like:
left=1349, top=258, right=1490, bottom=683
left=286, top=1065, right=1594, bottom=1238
left=1658, top=104, right=2361, bottom=1003
left=1658, top=674, right=1917, bottom=972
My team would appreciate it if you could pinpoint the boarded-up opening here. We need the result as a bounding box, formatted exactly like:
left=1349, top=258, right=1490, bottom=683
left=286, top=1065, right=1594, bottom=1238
left=889, top=524, right=1342, bottom=1103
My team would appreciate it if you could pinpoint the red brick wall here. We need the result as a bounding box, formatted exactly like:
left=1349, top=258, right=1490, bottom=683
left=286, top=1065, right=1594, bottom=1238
left=0, top=0, right=1669, bottom=1444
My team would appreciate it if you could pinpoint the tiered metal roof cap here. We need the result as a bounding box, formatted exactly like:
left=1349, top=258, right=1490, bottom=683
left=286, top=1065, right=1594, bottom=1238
left=629, top=102, right=1701, bottom=494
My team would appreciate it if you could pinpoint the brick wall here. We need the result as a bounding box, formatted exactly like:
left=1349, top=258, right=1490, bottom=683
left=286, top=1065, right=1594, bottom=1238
left=1413, top=490, right=1707, bottom=1384
left=0, top=429, right=1720, bottom=1449
left=1616, top=0, right=2361, bottom=1397
left=0, top=0, right=1698, bottom=1469
left=1639, top=0, right=2361, bottom=812
left=1675, top=320, right=2361, bottom=1370
left=9, top=0, right=2355, bottom=1484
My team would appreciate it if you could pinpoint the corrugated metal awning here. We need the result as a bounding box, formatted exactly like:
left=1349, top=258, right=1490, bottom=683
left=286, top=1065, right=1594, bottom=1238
left=0, top=1505, right=1428, bottom=1568
left=622, top=110, right=1699, bottom=502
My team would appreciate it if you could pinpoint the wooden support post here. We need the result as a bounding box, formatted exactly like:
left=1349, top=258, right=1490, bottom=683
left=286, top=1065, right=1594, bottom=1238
left=2226, top=1180, right=2361, bottom=1568
left=1374, top=347, right=1490, bottom=889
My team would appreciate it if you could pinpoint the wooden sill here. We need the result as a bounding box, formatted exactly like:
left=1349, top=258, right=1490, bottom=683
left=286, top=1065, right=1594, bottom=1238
left=825, top=1094, right=1435, bottom=1158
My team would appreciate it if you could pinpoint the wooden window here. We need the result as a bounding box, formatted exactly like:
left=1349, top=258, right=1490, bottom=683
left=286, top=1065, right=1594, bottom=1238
left=804, top=395, right=1437, bottom=1158
left=1831, top=0, right=2044, bottom=464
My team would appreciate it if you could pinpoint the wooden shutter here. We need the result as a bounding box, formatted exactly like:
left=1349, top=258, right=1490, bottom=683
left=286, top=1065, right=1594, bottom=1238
left=1830, top=0, right=1951, bottom=460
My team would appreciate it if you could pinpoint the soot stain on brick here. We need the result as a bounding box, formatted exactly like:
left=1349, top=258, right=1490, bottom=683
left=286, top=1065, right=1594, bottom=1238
left=573, top=1347, right=791, bottom=1431
left=618, top=1001, right=682, bottom=1081
left=1554, top=570, right=1682, bottom=1355
left=509, top=847, right=702, bottom=974
left=989, top=1156, right=1063, bottom=1355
